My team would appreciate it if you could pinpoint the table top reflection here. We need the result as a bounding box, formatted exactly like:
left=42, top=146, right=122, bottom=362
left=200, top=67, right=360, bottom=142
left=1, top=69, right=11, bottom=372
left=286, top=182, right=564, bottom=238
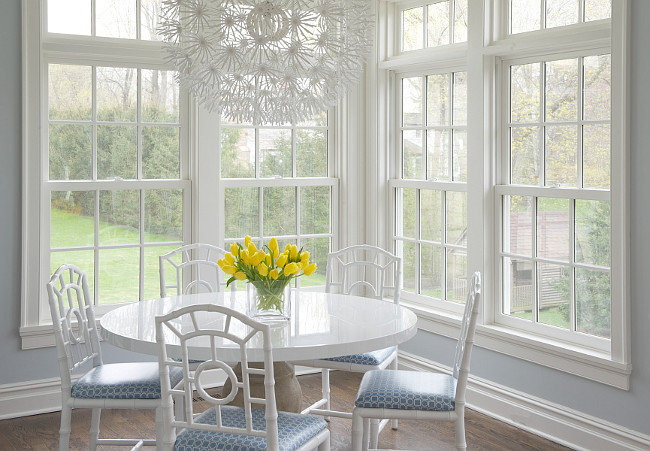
left=100, top=290, right=418, bottom=363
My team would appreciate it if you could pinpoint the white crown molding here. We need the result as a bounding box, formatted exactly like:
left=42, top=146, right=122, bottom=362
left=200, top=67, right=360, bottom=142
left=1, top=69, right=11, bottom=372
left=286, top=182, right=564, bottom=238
left=399, top=351, right=650, bottom=451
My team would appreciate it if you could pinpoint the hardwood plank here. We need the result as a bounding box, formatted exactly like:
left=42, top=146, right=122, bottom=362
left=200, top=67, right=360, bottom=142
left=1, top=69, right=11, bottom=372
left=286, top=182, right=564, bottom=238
left=0, top=371, right=571, bottom=450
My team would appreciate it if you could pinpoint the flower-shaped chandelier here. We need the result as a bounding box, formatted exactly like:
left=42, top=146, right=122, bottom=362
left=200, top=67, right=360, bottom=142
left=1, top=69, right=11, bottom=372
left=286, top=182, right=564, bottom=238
left=159, top=0, right=374, bottom=124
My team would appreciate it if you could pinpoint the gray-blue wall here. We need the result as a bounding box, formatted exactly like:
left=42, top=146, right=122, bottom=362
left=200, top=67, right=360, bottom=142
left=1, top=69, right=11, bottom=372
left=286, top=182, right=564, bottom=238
left=2, top=0, right=648, bottom=438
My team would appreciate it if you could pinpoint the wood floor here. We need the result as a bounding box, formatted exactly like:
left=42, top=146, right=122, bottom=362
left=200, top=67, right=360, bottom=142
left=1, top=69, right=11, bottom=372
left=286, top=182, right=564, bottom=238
left=0, top=371, right=571, bottom=450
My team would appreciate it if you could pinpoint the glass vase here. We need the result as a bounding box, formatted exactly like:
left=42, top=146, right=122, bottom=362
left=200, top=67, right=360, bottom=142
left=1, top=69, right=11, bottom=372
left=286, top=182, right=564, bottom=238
left=247, top=281, right=291, bottom=322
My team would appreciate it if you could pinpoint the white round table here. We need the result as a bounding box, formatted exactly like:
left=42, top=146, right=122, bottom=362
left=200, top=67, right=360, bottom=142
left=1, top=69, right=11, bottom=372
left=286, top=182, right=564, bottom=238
left=100, top=290, right=418, bottom=412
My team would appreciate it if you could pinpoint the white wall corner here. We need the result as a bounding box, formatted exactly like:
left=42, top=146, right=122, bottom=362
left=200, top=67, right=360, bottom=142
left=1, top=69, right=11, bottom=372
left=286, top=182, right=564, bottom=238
left=398, top=351, right=650, bottom=451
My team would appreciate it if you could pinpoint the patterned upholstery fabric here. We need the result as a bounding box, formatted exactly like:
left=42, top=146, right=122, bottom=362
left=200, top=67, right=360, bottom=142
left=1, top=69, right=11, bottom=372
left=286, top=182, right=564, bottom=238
left=322, top=346, right=396, bottom=366
left=355, top=370, right=457, bottom=411
left=71, top=362, right=183, bottom=399
left=174, top=405, right=327, bottom=451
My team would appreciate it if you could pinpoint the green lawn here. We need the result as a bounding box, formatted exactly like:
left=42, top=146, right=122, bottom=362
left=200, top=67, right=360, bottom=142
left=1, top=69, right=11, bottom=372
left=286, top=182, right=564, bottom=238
left=511, top=308, right=570, bottom=329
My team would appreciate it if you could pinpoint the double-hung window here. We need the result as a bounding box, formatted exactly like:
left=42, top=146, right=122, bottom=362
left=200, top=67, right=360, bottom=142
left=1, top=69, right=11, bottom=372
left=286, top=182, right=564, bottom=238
left=22, top=0, right=189, bottom=346
left=380, top=0, right=629, bottom=387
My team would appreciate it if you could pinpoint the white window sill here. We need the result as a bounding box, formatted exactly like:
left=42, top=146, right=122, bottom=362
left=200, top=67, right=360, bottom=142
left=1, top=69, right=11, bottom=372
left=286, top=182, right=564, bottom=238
left=401, top=300, right=632, bottom=390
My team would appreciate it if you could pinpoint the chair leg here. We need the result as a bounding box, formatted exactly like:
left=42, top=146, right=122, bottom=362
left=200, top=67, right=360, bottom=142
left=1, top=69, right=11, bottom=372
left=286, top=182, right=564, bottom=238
left=390, top=356, right=399, bottom=430
left=58, top=404, right=72, bottom=451
left=351, top=410, right=364, bottom=451
left=369, top=418, right=380, bottom=449
left=160, top=395, right=176, bottom=451
left=318, top=434, right=330, bottom=451
left=89, top=408, right=101, bottom=451
left=362, top=418, right=370, bottom=451
left=321, top=368, right=331, bottom=421
left=455, top=408, right=467, bottom=451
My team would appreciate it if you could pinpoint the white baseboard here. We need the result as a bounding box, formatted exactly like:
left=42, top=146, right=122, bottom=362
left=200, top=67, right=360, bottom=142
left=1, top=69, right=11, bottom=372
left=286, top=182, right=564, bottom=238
left=398, top=351, right=650, bottom=451
left=0, top=366, right=321, bottom=420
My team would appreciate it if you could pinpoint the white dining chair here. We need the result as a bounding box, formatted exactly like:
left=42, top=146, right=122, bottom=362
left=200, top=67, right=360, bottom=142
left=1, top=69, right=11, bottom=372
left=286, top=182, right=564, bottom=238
left=351, top=272, right=482, bottom=451
left=297, top=244, right=402, bottom=447
left=47, top=264, right=183, bottom=451
left=159, top=243, right=228, bottom=297
left=155, top=303, right=331, bottom=451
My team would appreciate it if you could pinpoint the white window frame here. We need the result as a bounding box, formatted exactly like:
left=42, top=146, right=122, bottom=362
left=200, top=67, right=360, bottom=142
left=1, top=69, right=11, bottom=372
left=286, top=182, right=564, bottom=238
left=21, top=0, right=191, bottom=348
left=374, top=0, right=630, bottom=388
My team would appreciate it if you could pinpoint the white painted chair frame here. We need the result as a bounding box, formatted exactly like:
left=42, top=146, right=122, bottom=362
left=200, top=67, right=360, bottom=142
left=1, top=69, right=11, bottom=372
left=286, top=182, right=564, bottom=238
left=159, top=243, right=228, bottom=297
left=351, top=272, right=482, bottom=451
left=156, top=304, right=330, bottom=451
left=298, top=244, right=402, bottom=446
left=47, top=264, right=164, bottom=451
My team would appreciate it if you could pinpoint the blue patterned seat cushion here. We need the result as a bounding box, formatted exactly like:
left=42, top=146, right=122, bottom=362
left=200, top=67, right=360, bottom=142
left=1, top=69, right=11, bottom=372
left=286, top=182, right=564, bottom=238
left=71, top=362, right=183, bottom=399
left=355, top=370, right=457, bottom=411
left=323, top=346, right=396, bottom=366
left=174, top=405, right=327, bottom=451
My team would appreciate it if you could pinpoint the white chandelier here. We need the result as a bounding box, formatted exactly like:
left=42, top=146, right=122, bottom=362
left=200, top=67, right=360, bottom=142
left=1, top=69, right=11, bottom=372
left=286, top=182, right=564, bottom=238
left=159, top=0, right=374, bottom=125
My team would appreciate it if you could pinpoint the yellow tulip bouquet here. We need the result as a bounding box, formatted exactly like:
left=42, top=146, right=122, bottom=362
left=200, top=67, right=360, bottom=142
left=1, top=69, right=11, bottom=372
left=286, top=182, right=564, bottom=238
left=217, top=236, right=317, bottom=313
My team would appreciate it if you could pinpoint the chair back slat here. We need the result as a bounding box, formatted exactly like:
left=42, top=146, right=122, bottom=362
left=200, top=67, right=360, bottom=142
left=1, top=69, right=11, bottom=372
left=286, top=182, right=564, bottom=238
left=326, top=245, right=402, bottom=304
left=47, top=264, right=103, bottom=389
left=156, top=304, right=279, bottom=449
left=452, top=272, right=481, bottom=401
left=159, top=243, right=229, bottom=297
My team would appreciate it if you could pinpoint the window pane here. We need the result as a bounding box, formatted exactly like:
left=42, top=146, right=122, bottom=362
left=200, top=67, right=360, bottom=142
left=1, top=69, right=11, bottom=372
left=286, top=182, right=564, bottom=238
left=510, top=126, right=540, bottom=185
left=144, top=189, right=182, bottom=242
left=453, top=129, right=467, bottom=182
left=263, top=187, right=296, bottom=236
left=575, top=200, right=610, bottom=266
left=446, top=191, right=467, bottom=246
left=505, top=257, right=533, bottom=319
left=144, top=245, right=178, bottom=300
left=421, top=190, right=442, bottom=242
left=504, top=195, right=533, bottom=256
left=299, top=237, right=329, bottom=288
left=537, top=198, right=569, bottom=260
left=300, top=186, right=330, bottom=235
left=401, top=241, right=417, bottom=293
left=511, top=63, right=540, bottom=123
left=402, top=7, right=424, bottom=51
left=585, top=0, right=611, bottom=22
left=399, top=188, right=417, bottom=239
left=576, top=268, right=610, bottom=338
left=221, top=127, right=255, bottom=178
left=98, top=248, right=140, bottom=304
left=428, top=1, right=450, bottom=47
left=511, top=0, right=541, bottom=34
left=538, top=263, right=570, bottom=329
left=141, top=0, right=165, bottom=41
left=97, top=66, right=137, bottom=122
left=225, top=187, right=259, bottom=239
left=49, top=124, right=92, bottom=180
left=454, top=0, right=468, bottom=43
left=99, top=190, right=140, bottom=245
left=259, top=129, right=292, bottom=177
left=421, top=244, right=442, bottom=298
left=143, top=126, right=180, bottom=179
left=142, top=70, right=179, bottom=122
left=446, top=249, right=466, bottom=303
left=545, top=59, right=578, bottom=122
left=453, top=72, right=467, bottom=125
left=51, top=250, right=95, bottom=297
left=426, top=74, right=450, bottom=126
left=582, top=124, right=610, bottom=189
left=296, top=129, right=327, bottom=177
left=583, top=54, right=611, bottom=121
left=403, top=77, right=424, bottom=126
left=49, top=64, right=91, bottom=120
left=48, top=0, right=90, bottom=35
left=427, top=129, right=449, bottom=180
left=96, top=0, right=136, bottom=39
left=545, top=0, right=578, bottom=28
left=97, top=125, right=137, bottom=179
left=403, top=130, right=424, bottom=179
left=545, top=125, right=578, bottom=187
left=51, top=191, right=95, bottom=248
